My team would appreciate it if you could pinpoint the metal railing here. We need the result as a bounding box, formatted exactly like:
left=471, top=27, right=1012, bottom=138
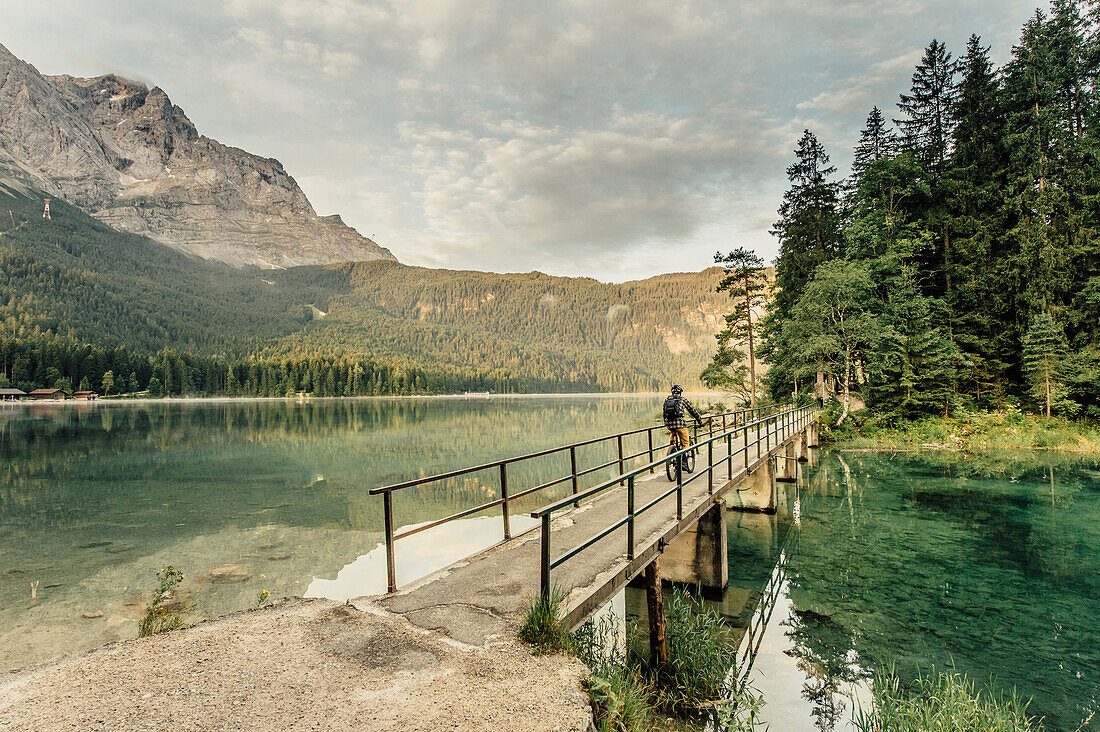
left=370, top=404, right=783, bottom=593
left=529, top=404, right=817, bottom=600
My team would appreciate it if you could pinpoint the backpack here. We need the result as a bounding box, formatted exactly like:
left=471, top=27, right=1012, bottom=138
left=663, top=395, right=683, bottom=423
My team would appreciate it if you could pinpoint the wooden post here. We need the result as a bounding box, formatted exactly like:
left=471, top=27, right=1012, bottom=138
left=644, top=559, right=668, bottom=668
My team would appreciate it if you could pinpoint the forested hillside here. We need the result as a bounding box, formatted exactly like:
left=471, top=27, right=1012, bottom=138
left=0, top=184, right=726, bottom=395
left=758, top=1, right=1100, bottom=421
left=265, top=262, right=728, bottom=391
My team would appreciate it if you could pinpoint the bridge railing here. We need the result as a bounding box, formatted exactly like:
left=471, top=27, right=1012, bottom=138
left=370, top=404, right=785, bottom=593
left=529, top=404, right=817, bottom=600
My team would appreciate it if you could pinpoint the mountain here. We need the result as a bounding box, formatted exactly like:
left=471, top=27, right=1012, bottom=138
left=0, top=43, right=395, bottom=268
left=0, top=186, right=727, bottom=393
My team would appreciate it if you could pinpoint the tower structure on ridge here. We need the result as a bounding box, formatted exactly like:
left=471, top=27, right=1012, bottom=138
left=42, top=198, right=51, bottom=220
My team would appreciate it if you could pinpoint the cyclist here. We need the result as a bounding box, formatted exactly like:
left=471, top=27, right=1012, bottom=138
left=663, top=384, right=703, bottom=453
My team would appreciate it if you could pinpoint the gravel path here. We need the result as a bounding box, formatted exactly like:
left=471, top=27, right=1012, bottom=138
left=0, top=597, right=592, bottom=731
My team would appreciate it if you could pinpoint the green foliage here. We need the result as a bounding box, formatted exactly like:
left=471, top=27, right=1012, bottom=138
left=137, top=566, right=191, bottom=638
left=518, top=587, right=572, bottom=655
left=1022, top=312, right=1071, bottom=417
left=644, top=587, right=741, bottom=716
left=853, top=669, right=1043, bottom=731
left=764, top=7, right=1100, bottom=421
left=824, top=407, right=1100, bottom=451
left=585, top=665, right=656, bottom=732
left=706, top=247, right=768, bottom=403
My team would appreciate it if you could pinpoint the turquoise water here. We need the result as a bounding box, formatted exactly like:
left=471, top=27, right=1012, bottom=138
left=727, top=451, right=1100, bottom=731
left=3, top=399, right=1097, bottom=731
left=0, top=396, right=666, bottom=671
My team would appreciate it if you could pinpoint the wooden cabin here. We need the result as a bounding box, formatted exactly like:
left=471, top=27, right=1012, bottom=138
left=72, top=391, right=99, bottom=401
left=27, top=388, right=65, bottom=401
left=0, top=388, right=26, bottom=401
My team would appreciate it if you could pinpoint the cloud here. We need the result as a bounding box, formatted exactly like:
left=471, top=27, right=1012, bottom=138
left=2, top=0, right=1043, bottom=280
left=796, top=50, right=925, bottom=115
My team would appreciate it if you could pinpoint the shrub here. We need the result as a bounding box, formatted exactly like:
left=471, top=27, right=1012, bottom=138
left=138, top=565, right=192, bottom=638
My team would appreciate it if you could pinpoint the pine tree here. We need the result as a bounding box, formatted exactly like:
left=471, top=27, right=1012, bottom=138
left=897, top=39, right=959, bottom=175
left=766, top=130, right=844, bottom=397
left=948, top=33, right=1009, bottom=400
left=1022, top=311, right=1069, bottom=416
left=851, top=106, right=899, bottom=181
left=707, top=247, right=768, bottom=405
left=864, top=263, right=963, bottom=419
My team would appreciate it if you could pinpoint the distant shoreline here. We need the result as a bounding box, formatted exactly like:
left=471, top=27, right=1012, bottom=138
left=4, top=391, right=727, bottom=406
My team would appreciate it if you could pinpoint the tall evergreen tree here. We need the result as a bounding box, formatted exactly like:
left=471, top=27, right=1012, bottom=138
left=851, top=106, right=899, bottom=182
left=895, top=39, right=961, bottom=301
left=1022, top=311, right=1070, bottom=416
left=706, top=247, right=768, bottom=406
left=948, top=33, right=1010, bottom=398
left=864, top=262, right=963, bottom=419
left=765, top=130, right=844, bottom=397
left=897, top=39, right=959, bottom=175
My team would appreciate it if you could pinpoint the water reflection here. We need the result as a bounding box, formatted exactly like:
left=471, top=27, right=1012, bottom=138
left=0, top=395, right=665, bottom=672
left=618, top=450, right=1098, bottom=731
left=771, top=450, right=1099, bottom=731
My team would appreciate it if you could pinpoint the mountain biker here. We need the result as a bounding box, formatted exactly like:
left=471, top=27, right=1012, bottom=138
left=663, top=385, right=703, bottom=452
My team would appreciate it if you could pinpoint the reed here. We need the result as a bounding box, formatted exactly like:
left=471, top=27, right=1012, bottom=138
left=853, top=669, right=1044, bottom=731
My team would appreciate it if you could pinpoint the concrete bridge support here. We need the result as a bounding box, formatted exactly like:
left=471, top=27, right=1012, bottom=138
left=793, top=432, right=808, bottom=462
left=729, top=459, right=777, bottom=514
left=775, top=442, right=797, bottom=482
left=661, top=499, right=728, bottom=591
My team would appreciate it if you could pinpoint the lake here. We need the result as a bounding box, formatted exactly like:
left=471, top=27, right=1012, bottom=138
left=0, top=395, right=666, bottom=672
left=1, top=398, right=1097, bottom=730
left=730, top=450, right=1100, bottom=731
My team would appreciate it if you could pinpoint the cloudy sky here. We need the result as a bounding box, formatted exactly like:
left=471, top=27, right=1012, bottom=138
left=2, top=0, right=1039, bottom=281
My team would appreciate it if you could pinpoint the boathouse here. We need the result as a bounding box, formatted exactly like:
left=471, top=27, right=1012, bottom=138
left=73, top=391, right=99, bottom=401
left=27, top=388, right=65, bottom=401
left=0, top=388, right=26, bottom=401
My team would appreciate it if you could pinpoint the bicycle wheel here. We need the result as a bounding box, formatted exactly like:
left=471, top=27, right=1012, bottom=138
left=683, top=448, right=696, bottom=474
left=665, top=444, right=677, bottom=482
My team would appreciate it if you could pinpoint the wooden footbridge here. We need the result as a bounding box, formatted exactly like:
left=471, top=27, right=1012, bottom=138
left=368, top=403, right=819, bottom=647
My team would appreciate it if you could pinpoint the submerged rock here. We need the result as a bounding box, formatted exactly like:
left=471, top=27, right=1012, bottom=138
left=81, top=612, right=104, bottom=619
left=203, top=565, right=252, bottom=584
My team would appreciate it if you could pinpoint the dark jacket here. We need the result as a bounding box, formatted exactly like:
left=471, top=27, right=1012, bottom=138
left=663, top=394, right=702, bottom=429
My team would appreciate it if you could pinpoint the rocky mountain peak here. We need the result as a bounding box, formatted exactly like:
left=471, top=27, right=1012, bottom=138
left=0, top=43, right=395, bottom=268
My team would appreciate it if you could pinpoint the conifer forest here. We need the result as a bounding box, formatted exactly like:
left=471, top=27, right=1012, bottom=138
left=749, top=3, right=1100, bottom=422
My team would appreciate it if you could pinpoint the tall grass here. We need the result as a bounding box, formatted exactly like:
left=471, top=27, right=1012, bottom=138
left=527, top=586, right=764, bottom=731
left=824, top=405, right=1100, bottom=452
left=518, top=586, right=572, bottom=655
left=853, top=669, right=1044, bottom=731
left=646, top=587, right=739, bottom=713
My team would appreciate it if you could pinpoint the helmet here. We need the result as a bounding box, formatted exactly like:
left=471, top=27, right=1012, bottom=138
left=671, top=384, right=683, bottom=394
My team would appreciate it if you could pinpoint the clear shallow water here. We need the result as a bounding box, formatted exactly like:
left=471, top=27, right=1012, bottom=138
left=3, top=400, right=1097, bottom=731
left=0, top=396, right=666, bottom=671
left=726, top=450, right=1100, bottom=732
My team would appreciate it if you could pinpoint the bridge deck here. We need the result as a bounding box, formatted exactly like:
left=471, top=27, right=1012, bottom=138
left=374, top=424, right=801, bottom=645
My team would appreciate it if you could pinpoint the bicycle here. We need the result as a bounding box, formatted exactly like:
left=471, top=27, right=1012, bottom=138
left=665, top=433, right=696, bottom=482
